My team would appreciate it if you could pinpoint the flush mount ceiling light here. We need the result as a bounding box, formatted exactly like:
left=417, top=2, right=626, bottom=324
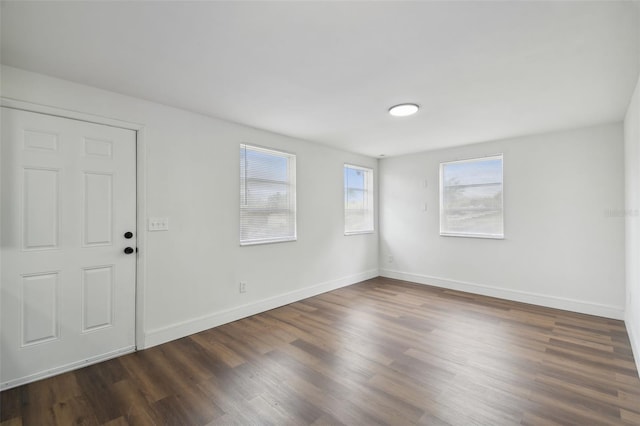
left=388, top=103, right=419, bottom=117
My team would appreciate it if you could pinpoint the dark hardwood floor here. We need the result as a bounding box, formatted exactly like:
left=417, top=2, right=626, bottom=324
left=2, top=277, right=640, bottom=425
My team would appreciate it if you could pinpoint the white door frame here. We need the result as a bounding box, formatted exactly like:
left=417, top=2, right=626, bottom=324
left=1, top=97, right=148, bottom=350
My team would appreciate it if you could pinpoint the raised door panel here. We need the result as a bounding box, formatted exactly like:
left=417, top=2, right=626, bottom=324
left=82, top=266, right=114, bottom=332
left=22, top=272, right=59, bottom=346
left=23, top=168, right=59, bottom=250
left=24, top=130, right=58, bottom=152
left=83, top=172, right=113, bottom=246
left=84, top=137, right=113, bottom=158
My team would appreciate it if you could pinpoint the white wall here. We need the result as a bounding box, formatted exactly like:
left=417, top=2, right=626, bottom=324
left=625, top=74, right=640, bottom=372
left=0, top=66, right=378, bottom=348
left=380, top=123, right=626, bottom=319
left=1, top=64, right=632, bottom=353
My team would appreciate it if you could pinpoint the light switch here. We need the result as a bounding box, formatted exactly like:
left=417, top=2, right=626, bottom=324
left=148, top=217, right=169, bottom=231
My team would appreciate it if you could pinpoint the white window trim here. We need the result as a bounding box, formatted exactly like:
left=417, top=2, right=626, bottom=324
left=439, top=154, right=504, bottom=239
left=344, top=163, right=375, bottom=236
left=240, top=143, right=297, bottom=246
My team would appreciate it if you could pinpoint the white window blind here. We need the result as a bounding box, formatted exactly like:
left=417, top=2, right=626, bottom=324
left=344, top=164, right=374, bottom=234
left=440, top=154, right=503, bottom=239
left=240, top=144, right=296, bottom=245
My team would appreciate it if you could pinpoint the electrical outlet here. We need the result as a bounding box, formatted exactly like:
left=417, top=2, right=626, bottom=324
left=239, top=281, right=247, bottom=293
left=388, top=255, right=394, bottom=263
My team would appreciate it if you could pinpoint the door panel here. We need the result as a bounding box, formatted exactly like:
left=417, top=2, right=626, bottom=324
left=83, top=172, right=113, bottom=246
left=23, top=167, right=59, bottom=249
left=21, top=271, right=59, bottom=345
left=1, top=107, right=137, bottom=389
left=82, top=265, right=114, bottom=332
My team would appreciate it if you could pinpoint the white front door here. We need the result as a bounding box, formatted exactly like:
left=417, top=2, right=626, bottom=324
left=1, top=107, right=137, bottom=389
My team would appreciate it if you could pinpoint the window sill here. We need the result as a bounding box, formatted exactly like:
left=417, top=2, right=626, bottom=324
left=240, top=237, right=297, bottom=246
left=440, top=232, right=504, bottom=240
left=344, top=230, right=375, bottom=236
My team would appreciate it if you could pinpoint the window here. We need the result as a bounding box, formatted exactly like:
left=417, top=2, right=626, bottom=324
left=240, top=144, right=296, bottom=245
left=440, top=154, right=503, bottom=239
left=344, top=164, right=374, bottom=234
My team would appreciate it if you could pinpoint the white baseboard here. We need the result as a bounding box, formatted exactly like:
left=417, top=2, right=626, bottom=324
left=143, top=269, right=379, bottom=349
left=626, top=310, right=640, bottom=377
left=0, top=345, right=135, bottom=391
left=380, top=269, right=625, bottom=320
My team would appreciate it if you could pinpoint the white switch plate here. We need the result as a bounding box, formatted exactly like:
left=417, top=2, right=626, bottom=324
left=148, top=217, right=169, bottom=231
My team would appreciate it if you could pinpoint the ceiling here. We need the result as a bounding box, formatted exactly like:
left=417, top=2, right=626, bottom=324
left=1, top=1, right=639, bottom=157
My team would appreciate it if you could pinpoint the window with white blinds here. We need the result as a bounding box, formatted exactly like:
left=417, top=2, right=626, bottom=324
left=440, top=154, right=504, bottom=239
left=240, top=144, right=296, bottom=245
left=344, top=164, right=374, bottom=234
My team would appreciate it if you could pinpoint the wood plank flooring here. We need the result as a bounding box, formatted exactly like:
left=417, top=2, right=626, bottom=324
left=2, top=277, right=640, bottom=425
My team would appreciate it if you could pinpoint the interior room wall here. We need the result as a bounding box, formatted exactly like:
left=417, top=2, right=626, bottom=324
left=379, top=123, right=626, bottom=319
left=1, top=64, right=634, bottom=362
left=0, top=65, right=379, bottom=348
left=625, top=74, right=640, bottom=371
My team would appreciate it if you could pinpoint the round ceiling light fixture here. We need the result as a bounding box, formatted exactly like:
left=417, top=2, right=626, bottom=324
left=388, top=103, right=419, bottom=117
